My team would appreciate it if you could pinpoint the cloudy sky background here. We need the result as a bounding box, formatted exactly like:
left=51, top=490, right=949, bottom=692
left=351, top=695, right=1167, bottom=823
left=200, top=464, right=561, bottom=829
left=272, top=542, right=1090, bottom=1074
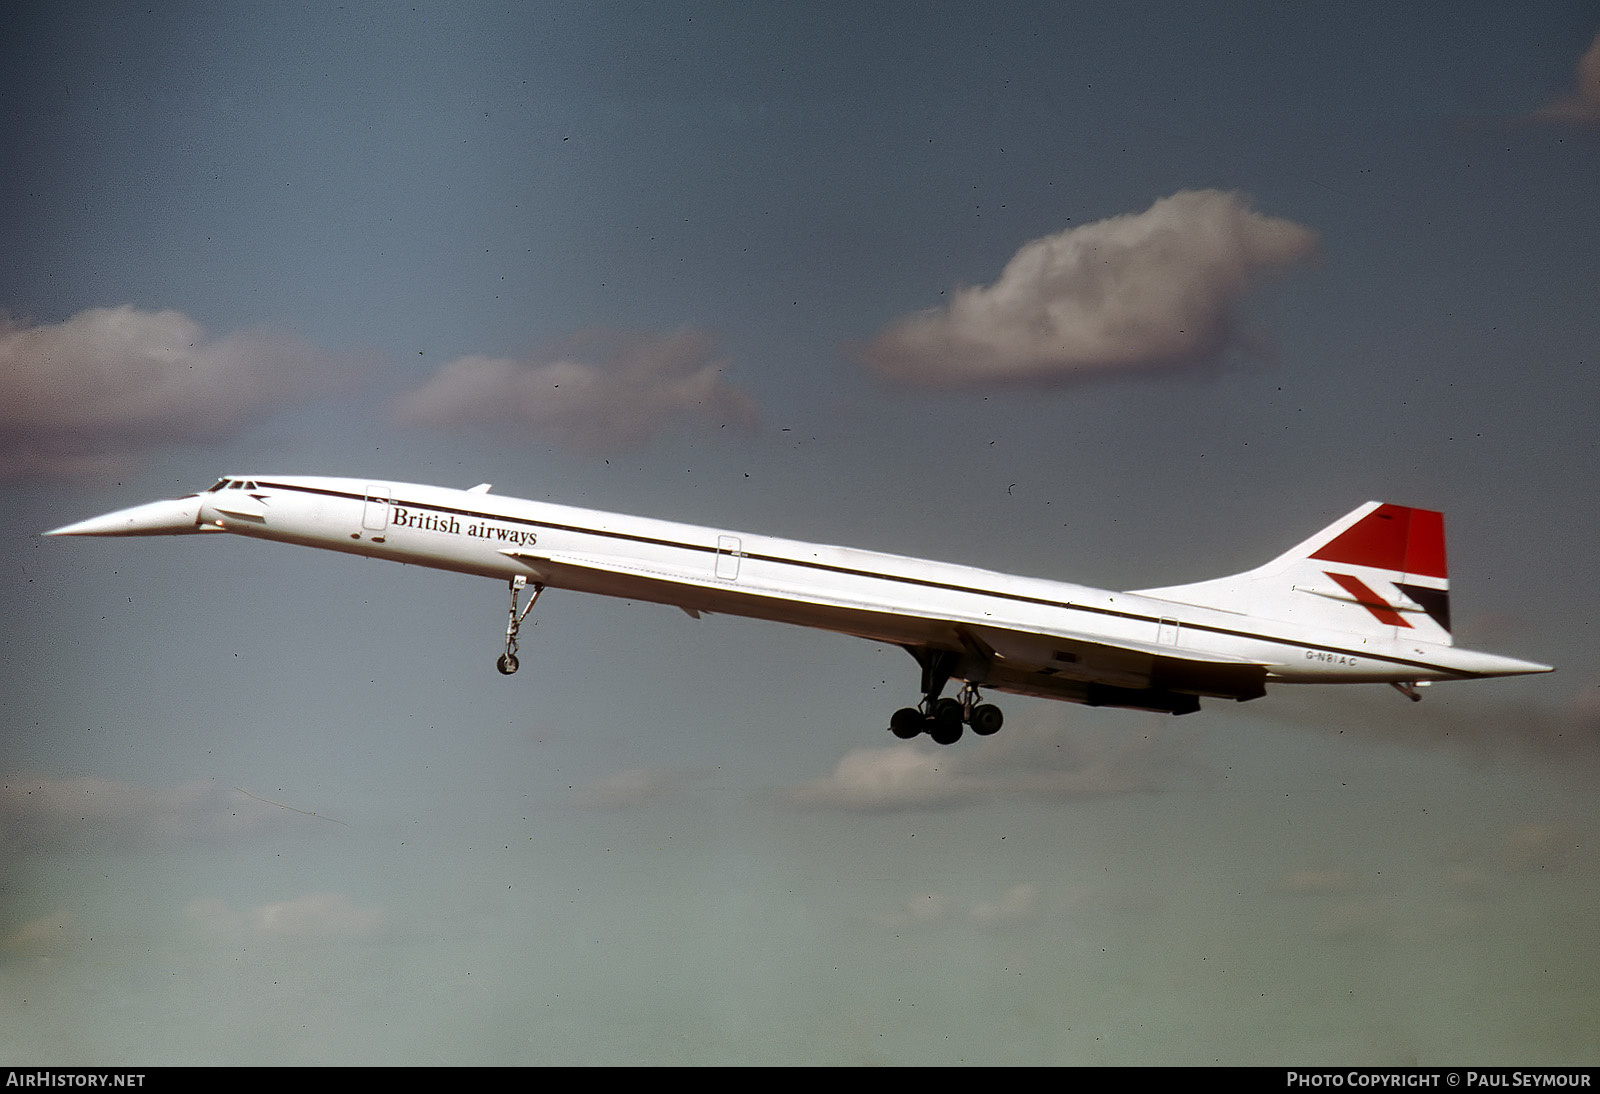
left=2, top=2, right=1597, bottom=1064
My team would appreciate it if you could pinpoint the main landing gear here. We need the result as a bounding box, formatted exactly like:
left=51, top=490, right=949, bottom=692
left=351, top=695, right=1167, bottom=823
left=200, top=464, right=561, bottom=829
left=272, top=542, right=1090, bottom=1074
left=889, top=686, right=1005, bottom=745
left=888, top=648, right=1004, bottom=745
left=496, top=575, right=544, bottom=675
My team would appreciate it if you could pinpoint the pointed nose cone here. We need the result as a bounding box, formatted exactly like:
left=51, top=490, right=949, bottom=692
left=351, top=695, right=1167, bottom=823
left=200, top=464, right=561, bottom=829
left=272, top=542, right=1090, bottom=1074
left=45, top=496, right=206, bottom=537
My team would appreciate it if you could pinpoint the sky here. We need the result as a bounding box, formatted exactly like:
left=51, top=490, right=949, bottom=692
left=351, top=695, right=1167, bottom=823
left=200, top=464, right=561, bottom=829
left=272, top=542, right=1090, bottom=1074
left=1, top=1, right=1598, bottom=1066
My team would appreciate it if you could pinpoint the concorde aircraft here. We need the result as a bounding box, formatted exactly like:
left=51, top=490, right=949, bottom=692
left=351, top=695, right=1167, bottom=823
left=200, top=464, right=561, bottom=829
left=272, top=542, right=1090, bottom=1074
left=46, top=476, right=1552, bottom=744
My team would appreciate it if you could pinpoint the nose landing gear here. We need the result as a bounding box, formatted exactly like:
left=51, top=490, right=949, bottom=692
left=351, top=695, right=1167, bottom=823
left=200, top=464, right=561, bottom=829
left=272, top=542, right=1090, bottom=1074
left=497, top=575, right=544, bottom=675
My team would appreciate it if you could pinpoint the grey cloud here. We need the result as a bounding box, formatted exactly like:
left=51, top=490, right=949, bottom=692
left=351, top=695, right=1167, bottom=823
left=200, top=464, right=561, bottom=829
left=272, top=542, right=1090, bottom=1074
left=0, top=774, right=320, bottom=854
left=1277, top=867, right=1361, bottom=896
left=576, top=767, right=685, bottom=808
left=856, top=190, right=1319, bottom=387
left=969, top=883, right=1043, bottom=927
left=957, top=708, right=1206, bottom=799
left=1489, top=821, right=1577, bottom=874
left=875, top=892, right=950, bottom=928
left=1261, top=685, right=1600, bottom=770
left=0, top=306, right=342, bottom=480
left=875, top=884, right=1044, bottom=930
left=392, top=328, right=756, bottom=450
left=1, top=909, right=77, bottom=956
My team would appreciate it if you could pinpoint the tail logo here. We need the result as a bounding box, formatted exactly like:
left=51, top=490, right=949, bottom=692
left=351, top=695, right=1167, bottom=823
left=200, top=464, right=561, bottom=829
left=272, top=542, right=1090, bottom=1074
left=1323, top=572, right=1412, bottom=628
left=1319, top=571, right=1453, bottom=635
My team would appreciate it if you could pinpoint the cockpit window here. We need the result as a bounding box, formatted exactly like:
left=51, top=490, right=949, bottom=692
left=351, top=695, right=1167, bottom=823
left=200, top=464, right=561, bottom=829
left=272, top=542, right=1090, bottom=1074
left=207, top=479, right=230, bottom=492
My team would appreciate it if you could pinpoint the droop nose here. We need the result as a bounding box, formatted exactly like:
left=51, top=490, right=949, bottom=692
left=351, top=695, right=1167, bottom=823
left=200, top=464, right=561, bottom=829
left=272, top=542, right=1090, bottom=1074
left=44, top=496, right=207, bottom=537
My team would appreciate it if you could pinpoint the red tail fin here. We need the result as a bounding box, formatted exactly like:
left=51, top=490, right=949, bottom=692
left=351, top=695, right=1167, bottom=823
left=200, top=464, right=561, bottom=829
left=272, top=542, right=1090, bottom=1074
left=1309, top=504, right=1447, bottom=580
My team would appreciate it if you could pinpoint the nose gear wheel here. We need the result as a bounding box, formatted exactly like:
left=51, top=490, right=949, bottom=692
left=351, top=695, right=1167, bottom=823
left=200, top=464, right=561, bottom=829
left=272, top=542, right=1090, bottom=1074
left=497, top=575, right=544, bottom=675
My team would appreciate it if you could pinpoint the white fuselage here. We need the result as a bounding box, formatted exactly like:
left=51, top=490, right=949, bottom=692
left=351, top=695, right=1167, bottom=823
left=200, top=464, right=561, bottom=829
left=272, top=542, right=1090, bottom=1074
left=183, top=475, right=1535, bottom=695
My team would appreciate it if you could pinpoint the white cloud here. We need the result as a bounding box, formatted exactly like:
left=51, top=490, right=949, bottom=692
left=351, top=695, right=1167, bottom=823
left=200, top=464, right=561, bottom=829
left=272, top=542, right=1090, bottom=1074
left=392, top=328, right=755, bottom=450
left=1527, top=31, right=1600, bottom=127
left=0, top=305, right=341, bottom=480
left=856, top=190, right=1319, bottom=387
left=781, top=711, right=1201, bottom=813
left=187, top=892, right=387, bottom=939
left=969, top=883, right=1042, bottom=927
left=780, top=744, right=985, bottom=812
left=875, top=892, right=950, bottom=928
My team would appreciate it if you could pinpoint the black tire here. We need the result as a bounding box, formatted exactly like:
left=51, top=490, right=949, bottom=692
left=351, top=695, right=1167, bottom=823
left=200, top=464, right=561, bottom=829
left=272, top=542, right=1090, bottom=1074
left=889, top=707, right=925, bottom=739
left=496, top=653, right=519, bottom=675
left=928, top=716, right=963, bottom=746
left=970, top=704, right=1004, bottom=736
left=929, top=699, right=964, bottom=745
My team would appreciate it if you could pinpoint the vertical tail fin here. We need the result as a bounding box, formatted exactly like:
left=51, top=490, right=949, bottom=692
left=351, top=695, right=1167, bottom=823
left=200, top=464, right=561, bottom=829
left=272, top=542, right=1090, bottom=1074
left=1134, top=502, right=1453, bottom=645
